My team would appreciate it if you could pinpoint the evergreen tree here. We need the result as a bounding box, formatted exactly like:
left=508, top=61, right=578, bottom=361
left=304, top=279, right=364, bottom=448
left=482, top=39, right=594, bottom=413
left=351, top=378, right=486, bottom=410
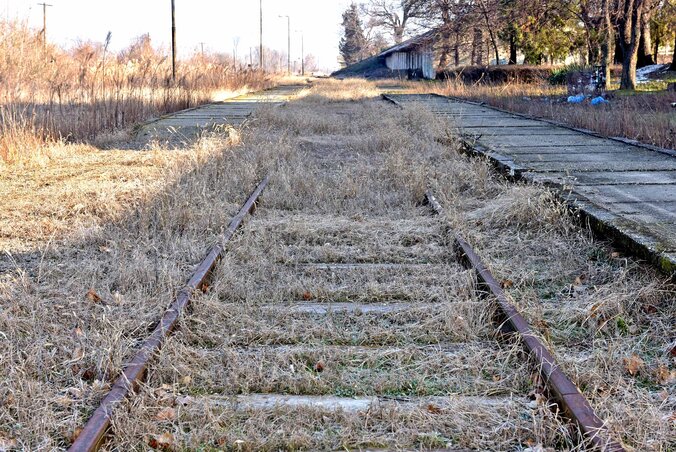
left=339, top=4, right=368, bottom=66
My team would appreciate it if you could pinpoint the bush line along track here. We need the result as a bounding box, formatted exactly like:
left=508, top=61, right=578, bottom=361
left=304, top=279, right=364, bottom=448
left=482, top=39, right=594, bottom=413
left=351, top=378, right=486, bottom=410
left=67, top=183, right=623, bottom=450
left=68, top=176, right=270, bottom=452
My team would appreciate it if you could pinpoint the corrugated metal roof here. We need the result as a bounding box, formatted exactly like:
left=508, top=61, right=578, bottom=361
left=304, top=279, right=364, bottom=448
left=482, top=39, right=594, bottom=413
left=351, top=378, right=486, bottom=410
left=377, top=30, right=438, bottom=57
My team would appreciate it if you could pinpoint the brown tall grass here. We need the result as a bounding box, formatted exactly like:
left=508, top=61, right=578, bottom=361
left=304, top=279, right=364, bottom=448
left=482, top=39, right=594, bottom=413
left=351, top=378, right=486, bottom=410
left=0, top=20, right=275, bottom=164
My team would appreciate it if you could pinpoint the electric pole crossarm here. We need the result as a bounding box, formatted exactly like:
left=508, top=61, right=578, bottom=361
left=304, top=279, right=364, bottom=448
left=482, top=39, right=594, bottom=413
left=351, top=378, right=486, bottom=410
left=37, top=2, right=52, bottom=52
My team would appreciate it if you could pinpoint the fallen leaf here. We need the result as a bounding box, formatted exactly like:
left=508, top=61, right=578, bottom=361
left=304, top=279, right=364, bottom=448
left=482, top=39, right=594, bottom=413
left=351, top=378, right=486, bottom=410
left=574, top=274, right=587, bottom=286
left=302, top=291, right=313, bottom=301
left=69, top=428, right=82, bottom=444
left=500, top=279, right=513, bottom=289
left=0, top=434, right=17, bottom=450
left=610, top=251, right=620, bottom=258
left=156, top=407, right=177, bottom=422
left=180, top=375, right=192, bottom=385
left=314, top=361, right=325, bottom=373
left=492, top=375, right=501, bottom=382
left=623, top=354, right=644, bottom=376
left=71, top=347, right=85, bottom=362
left=426, top=403, right=442, bottom=414
left=73, top=327, right=84, bottom=338
left=655, top=365, right=676, bottom=385
left=85, top=289, right=102, bottom=303
left=149, top=432, right=175, bottom=451
left=81, top=367, right=96, bottom=381
left=641, top=302, right=658, bottom=314
left=588, top=302, right=602, bottom=318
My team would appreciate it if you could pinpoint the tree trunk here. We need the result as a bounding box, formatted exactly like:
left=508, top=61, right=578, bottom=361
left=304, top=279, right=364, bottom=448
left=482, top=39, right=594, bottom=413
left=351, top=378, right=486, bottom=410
left=471, top=28, right=483, bottom=65
left=600, top=0, right=613, bottom=89
left=670, top=36, right=676, bottom=71
left=454, top=31, right=460, bottom=66
left=394, top=26, right=404, bottom=44
left=478, top=0, right=500, bottom=65
left=509, top=32, right=517, bottom=64
left=637, top=9, right=655, bottom=67
left=618, top=0, right=644, bottom=90
left=437, top=9, right=453, bottom=71
left=614, top=34, right=624, bottom=64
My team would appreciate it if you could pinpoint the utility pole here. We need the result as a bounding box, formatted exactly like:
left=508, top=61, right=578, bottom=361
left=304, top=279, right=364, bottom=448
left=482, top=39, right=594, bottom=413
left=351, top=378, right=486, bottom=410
left=296, top=30, right=304, bottom=76
left=171, top=0, right=176, bottom=81
left=199, top=42, right=205, bottom=57
left=37, top=2, right=52, bottom=52
left=279, top=15, right=290, bottom=74
left=259, top=0, right=263, bottom=70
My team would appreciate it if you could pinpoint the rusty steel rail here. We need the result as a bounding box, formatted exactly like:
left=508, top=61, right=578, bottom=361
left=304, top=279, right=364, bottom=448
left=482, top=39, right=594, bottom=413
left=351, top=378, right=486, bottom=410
left=425, top=190, right=625, bottom=452
left=69, top=176, right=270, bottom=452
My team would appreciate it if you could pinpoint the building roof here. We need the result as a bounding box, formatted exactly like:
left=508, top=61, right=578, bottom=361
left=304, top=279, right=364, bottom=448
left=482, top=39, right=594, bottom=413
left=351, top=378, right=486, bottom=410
left=377, top=29, right=438, bottom=57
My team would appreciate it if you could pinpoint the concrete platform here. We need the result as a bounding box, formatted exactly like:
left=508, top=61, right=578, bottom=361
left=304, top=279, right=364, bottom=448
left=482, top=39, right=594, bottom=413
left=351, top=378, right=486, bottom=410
left=385, top=93, right=676, bottom=274
left=134, top=84, right=306, bottom=148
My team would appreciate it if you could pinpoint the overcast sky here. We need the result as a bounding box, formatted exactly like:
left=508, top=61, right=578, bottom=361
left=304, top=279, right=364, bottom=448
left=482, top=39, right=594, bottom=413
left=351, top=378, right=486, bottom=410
left=4, top=0, right=355, bottom=70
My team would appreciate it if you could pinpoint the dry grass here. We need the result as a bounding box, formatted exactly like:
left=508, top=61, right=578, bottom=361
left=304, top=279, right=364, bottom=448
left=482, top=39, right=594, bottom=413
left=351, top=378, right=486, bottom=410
left=0, top=20, right=276, bottom=164
left=0, top=79, right=672, bottom=451
left=423, top=79, right=676, bottom=149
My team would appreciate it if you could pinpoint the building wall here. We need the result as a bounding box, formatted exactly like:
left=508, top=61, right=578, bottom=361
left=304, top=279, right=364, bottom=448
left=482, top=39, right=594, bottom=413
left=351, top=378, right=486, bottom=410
left=385, top=50, right=435, bottom=79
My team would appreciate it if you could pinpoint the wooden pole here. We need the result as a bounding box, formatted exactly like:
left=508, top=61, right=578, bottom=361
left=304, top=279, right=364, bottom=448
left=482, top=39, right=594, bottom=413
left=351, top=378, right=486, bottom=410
left=287, top=16, right=291, bottom=74
left=171, top=0, right=176, bottom=81
left=37, top=3, right=52, bottom=52
left=259, top=0, right=263, bottom=69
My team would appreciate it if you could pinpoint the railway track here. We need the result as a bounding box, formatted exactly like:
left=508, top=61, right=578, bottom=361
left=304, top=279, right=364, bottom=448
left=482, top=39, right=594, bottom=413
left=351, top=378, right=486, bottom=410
left=60, top=82, right=666, bottom=450
left=68, top=188, right=622, bottom=451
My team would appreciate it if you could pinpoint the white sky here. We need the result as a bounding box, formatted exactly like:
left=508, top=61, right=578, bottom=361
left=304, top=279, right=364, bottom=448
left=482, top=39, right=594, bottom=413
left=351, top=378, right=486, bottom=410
left=4, top=0, right=356, bottom=71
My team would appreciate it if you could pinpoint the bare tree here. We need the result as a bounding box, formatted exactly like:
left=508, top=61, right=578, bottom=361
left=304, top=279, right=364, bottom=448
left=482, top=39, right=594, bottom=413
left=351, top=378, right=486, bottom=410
left=601, top=0, right=613, bottom=88
left=617, top=0, right=646, bottom=89
left=637, top=0, right=661, bottom=67
left=477, top=0, right=501, bottom=64
left=363, top=0, right=428, bottom=43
